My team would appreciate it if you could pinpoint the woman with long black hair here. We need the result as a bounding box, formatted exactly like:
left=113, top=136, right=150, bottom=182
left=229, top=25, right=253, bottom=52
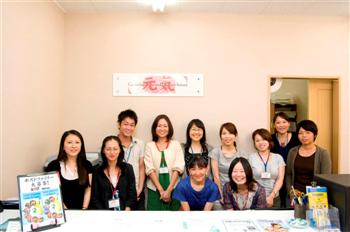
left=46, top=130, right=92, bottom=209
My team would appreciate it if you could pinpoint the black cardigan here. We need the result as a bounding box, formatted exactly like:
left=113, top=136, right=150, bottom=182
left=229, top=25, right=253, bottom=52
left=91, top=162, right=137, bottom=210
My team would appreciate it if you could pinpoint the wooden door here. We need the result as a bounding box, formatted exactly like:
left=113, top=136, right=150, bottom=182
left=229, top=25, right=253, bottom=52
left=308, top=80, right=339, bottom=173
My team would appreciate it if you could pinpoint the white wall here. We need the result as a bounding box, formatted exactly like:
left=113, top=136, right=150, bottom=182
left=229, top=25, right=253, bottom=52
left=1, top=2, right=65, bottom=198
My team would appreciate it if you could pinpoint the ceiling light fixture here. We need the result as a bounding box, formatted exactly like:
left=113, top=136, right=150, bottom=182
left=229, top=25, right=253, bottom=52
left=138, top=0, right=176, bottom=12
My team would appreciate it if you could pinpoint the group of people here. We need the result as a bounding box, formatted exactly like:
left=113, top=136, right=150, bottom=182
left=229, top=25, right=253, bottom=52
left=45, top=109, right=332, bottom=211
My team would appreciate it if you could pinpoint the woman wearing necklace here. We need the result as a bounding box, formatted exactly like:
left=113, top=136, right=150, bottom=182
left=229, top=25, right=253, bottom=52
left=46, top=130, right=92, bottom=209
left=209, top=122, right=247, bottom=210
left=144, top=114, right=185, bottom=210
left=286, top=120, right=331, bottom=195
left=249, top=129, right=285, bottom=208
left=271, top=112, right=300, bottom=163
left=223, top=157, right=267, bottom=210
left=183, top=119, right=212, bottom=177
left=271, top=112, right=300, bottom=208
left=91, top=136, right=136, bottom=210
left=173, top=155, right=220, bottom=211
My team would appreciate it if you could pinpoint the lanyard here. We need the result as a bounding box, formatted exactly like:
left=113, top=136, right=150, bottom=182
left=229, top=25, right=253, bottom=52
left=257, top=152, right=270, bottom=172
left=125, top=144, right=133, bottom=163
left=107, top=170, right=119, bottom=198
left=235, top=191, right=249, bottom=210
left=124, top=140, right=135, bottom=163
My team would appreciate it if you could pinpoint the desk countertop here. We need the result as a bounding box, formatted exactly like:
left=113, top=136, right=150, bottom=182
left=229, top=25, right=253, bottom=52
left=1, top=209, right=314, bottom=232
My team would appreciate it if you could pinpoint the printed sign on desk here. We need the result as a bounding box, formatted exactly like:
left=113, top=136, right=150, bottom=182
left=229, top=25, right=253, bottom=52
left=113, top=73, right=204, bottom=96
left=17, top=172, right=66, bottom=232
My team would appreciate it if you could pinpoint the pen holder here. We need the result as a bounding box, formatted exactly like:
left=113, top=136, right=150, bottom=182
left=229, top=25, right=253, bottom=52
left=294, top=204, right=307, bottom=219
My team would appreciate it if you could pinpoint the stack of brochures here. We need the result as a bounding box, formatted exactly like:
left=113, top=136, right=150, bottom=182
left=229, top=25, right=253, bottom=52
left=306, top=185, right=340, bottom=231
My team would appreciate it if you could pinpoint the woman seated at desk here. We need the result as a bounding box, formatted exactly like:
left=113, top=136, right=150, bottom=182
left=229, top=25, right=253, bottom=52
left=223, top=157, right=267, bottom=210
left=91, top=136, right=137, bottom=210
left=46, top=130, right=92, bottom=210
left=173, top=155, right=220, bottom=211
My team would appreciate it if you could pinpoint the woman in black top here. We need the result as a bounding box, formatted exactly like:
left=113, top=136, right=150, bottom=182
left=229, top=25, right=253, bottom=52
left=183, top=119, right=212, bottom=176
left=46, top=130, right=92, bottom=209
left=271, top=112, right=300, bottom=208
left=271, top=112, right=300, bottom=162
left=91, top=136, right=137, bottom=210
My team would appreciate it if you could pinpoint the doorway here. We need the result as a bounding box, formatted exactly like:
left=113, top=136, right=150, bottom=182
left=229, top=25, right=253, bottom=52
left=270, top=77, right=339, bottom=174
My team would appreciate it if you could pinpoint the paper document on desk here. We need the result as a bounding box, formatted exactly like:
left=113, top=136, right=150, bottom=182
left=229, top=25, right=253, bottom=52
left=222, top=219, right=259, bottom=231
left=256, top=219, right=289, bottom=232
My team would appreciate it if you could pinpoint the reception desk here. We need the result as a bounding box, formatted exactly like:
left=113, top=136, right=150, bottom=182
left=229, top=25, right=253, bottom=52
left=1, top=209, right=315, bottom=231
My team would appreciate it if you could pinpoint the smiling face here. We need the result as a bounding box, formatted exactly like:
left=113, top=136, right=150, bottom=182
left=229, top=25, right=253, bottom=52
left=274, top=116, right=290, bottom=134
left=221, top=128, right=236, bottom=146
left=298, top=127, right=315, bottom=145
left=156, top=118, right=169, bottom=140
left=189, top=164, right=207, bottom=184
left=118, top=117, right=136, bottom=138
left=254, top=134, right=270, bottom=153
left=231, top=162, right=247, bottom=186
left=104, top=139, right=121, bottom=163
left=64, top=134, right=81, bottom=158
left=189, top=124, right=203, bottom=143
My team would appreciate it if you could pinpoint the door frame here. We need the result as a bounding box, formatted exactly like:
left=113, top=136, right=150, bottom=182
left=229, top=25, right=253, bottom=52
left=268, top=76, right=340, bottom=174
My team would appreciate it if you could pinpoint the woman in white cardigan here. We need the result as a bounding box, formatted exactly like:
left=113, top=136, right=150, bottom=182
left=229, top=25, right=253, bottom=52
left=144, top=114, right=185, bottom=210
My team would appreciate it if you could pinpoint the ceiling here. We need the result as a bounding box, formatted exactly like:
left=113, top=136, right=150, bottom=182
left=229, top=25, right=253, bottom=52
left=54, top=0, right=350, bottom=16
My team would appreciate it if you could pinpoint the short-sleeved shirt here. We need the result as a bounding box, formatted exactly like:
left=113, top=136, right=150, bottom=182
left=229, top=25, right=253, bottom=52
left=209, top=148, right=247, bottom=186
left=248, top=152, right=285, bottom=196
left=173, top=176, right=220, bottom=211
left=122, top=137, right=144, bottom=189
left=46, top=159, right=93, bottom=209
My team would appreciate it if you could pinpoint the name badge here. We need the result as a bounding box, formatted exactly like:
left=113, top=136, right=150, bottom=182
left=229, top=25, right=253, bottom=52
left=261, top=172, right=271, bottom=179
left=108, top=199, right=120, bottom=209
left=159, top=167, right=169, bottom=174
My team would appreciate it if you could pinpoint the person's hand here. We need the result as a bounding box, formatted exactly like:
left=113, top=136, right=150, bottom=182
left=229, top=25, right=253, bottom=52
left=219, top=198, right=224, bottom=205
left=160, top=189, right=171, bottom=203
left=158, top=188, right=166, bottom=201
left=266, top=196, right=274, bottom=208
left=136, top=188, right=142, bottom=201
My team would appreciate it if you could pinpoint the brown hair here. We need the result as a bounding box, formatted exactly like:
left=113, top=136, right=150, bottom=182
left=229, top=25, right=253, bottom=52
left=151, top=114, right=174, bottom=142
left=252, top=128, right=274, bottom=150
left=219, top=122, right=238, bottom=147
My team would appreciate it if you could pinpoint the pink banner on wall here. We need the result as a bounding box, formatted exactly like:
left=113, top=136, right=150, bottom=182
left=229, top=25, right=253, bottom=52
left=113, top=73, right=203, bottom=96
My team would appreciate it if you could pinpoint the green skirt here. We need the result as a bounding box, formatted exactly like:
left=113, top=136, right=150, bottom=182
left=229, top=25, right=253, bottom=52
left=147, top=188, right=180, bottom=211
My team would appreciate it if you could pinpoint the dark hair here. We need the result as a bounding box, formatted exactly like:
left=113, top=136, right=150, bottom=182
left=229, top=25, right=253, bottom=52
left=252, top=128, right=274, bottom=150
left=184, top=119, right=208, bottom=153
left=57, top=130, right=89, bottom=186
left=117, top=109, right=138, bottom=125
left=228, top=157, right=257, bottom=192
left=297, top=120, right=318, bottom=141
left=219, top=122, right=238, bottom=147
left=100, top=136, right=125, bottom=169
left=188, top=155, right=208, bottom=170
left=151, top=114, right=174, bottom=142
left=273, top=112, right=290, bottom=123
